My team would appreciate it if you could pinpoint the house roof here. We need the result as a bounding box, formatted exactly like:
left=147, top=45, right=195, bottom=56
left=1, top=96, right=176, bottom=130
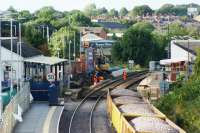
left=81, top=33, right=103, bottom=42
left=173, top=40, right=200, bottom=56
left=96, top=22, right=127, bottom=29
left=160, top=58, right=188, bottom=65
left=80, top=27, right=104, bottom=34
left=25, top=55, right=67, bottom=65
left=1, top=39, right=43, bottom=58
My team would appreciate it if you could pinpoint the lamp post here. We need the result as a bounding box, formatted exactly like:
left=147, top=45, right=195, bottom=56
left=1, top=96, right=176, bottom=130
left=10, top=18, right=13, bottom=95
left=187, top=39, right=190, bottom=80
left=73, top=31, right=76, bottom=61
left=0, top=14, right=2, bottom=123
left=57, top=47, right=61, bottom=58
left=68, top=40, right=72, bottom=89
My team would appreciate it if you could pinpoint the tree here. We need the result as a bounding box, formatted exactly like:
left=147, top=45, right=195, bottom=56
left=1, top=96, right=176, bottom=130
left=84, top=3, right=97, bottom=17
left=6, top=6, right=18, bottom=18
left=109, top=9, right=119, bottom=17
left=132, top=22, right=155, bottom=33
left=111, top=42, right=122, bottom=63
left=70, top=12, right=92, bottom=26
left=35, top=6, right=56, bottom=24
left=132, top=5, right=153, bottom=16
left=111, top=22, right=160, bottom=66
left=119, top=7, right=128, bottom=17
left=168, top=22, right=188, bottom=37
left=18, top=10, right=32, bottom=23
left=23, top=24, right=46, bottom=48
left=193, top=49, right=200, bottom=77
left=97, top=7, right=108, bottom=16
left=157, top=4, right=175, bottom=15
left=49, top=27, right=79, bottom=58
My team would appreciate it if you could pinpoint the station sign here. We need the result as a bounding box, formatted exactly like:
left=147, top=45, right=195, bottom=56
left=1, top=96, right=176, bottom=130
left=83, top=42, right=89, bottom=48
left=47, top=73, right=55, bottom=82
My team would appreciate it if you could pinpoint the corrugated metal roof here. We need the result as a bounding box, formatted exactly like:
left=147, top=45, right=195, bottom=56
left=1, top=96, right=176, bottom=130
left=25, top=55, right=67, bottom=65
left=173, top=40, right=200, bottom=56
left=81, top=33, right=103, bottom=42
left=1, top=39, right=42, bottom=57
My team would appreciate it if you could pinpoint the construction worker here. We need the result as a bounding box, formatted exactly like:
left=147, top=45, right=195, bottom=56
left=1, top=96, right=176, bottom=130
left=93, top=75, right=97, bottom=85
left=123, top=68, right=127, bottom=80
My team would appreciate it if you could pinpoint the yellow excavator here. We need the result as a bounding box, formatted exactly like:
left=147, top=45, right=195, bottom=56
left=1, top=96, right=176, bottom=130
left=95, top=46, right=110, bottom=79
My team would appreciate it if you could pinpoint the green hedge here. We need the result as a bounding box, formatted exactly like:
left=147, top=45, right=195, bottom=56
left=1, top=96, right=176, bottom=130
left=155, top=79, right=200, bottom=132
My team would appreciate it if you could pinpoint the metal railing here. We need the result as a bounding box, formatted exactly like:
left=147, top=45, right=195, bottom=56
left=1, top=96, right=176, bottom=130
left=0, top=82, right=30, bottom=133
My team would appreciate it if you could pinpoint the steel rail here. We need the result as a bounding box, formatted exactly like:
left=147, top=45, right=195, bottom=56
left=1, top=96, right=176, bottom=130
left=89, top=72, right=147, bottom=133
left=68, top=71, right=147, bottom=133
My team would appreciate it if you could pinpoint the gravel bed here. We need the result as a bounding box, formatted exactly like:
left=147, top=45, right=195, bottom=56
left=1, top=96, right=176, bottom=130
left=111, top=88, right=140, bottom=97
left=113, top=96, right=144, bottom=105
left=130, top=117, right=179, bottom=133
left=119, top=103, right=155, bottom=116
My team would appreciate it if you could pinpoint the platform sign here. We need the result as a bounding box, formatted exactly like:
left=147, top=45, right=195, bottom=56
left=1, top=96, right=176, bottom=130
left=47, top=73, right=55, bottom=82
left=87, top=47, right=94, bottom=73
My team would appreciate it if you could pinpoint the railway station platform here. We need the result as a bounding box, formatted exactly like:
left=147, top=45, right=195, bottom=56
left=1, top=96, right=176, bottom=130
left=14, top=102, right=64, bottom=133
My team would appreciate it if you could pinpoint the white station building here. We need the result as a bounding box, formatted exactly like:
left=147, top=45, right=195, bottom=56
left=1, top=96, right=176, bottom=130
left=160, top=39, right=200, bottom=81
left=1, top=39, right=67, bottom=87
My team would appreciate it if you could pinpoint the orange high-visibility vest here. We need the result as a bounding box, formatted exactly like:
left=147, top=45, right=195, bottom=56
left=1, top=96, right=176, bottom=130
left=123, top=70, right=127, bottom=80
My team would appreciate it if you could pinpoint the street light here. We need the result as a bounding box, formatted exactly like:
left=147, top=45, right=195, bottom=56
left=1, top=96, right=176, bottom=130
left=56, top=47, right=61, bottom=58
left=68, top=40, right=72, bottom=89
left=0, top=14, right=2, bottom=123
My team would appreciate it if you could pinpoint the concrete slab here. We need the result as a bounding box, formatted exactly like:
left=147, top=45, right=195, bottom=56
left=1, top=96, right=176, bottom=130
left=13, top=102, right=64, bottom=133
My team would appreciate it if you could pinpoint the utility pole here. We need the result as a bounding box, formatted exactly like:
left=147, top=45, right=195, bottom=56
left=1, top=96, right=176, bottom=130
left=74, top=31, right=76, bottom=61
left=0, top=16, right=2, bottom=122
left=63, top=36, right=66, bottom=58
left=68, top=40, right=72, bottom=89
left=79, top=31, right=82, bottom=57
left=19, top=22, right=22, bottom=90
left=46, top=26, right=50, bottom=43
left=10, top=18, right=13, bottom=95
left=42, top=25, right=45, bottom=38
left=187, top=39, right=190, bottom=80
left=167, top=23, right=170, bottom=58
left=17, top=40, right=19, bottom=92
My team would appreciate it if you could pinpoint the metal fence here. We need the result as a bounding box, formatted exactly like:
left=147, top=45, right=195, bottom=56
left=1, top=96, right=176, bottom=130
left=0, top=82, right=30, bottom=133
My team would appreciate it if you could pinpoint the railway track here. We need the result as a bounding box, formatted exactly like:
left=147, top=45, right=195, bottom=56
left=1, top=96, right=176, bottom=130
left=67, top=71, right=147, bottom=133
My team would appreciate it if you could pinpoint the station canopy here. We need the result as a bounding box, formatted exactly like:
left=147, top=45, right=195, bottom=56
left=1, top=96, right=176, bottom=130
left=81, top=33, right=103, bottom=42
left=160, top=58, right=188, bottom=65
left=25, top=55, right=67, bottom=65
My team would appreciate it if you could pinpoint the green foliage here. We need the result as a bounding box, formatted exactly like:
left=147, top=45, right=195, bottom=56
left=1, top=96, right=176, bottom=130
left=35, top=6, right=56, bottom=24
left=70, top=12, right=92, bottom=26
left=193, top=49, right=200, bottom=78
left=156, top=3, right=200, bottom=16
left=18, top=10, right=32, bottom=23
left=119, top=7, right=128, bottom=17
left=111, top=22, right=165, bottom=66
left=84, top=3, right=98, bottom=17
left=97, top=7, right=108, bottom=16
left=156, top=4, right=175, bottom=15
left=48, top=27, right=79, bottom=58
left=119, top=19, right=136, bottom=28
left=168, top=22, right=188, bottom=37
left=131, top=5, right=153, bottom=16
left=156, top=51, right=200, bottom=132
left=23, top=24, right=46, bottom=48
left=132, top=22, right=155, bottom=33
left=111, top=41, right=122, bottom=63
left=109, top=9, right=119, bottom=17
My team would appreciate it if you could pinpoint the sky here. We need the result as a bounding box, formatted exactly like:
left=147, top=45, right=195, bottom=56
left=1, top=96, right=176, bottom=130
left=0, top=0, right=200, bottom=13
